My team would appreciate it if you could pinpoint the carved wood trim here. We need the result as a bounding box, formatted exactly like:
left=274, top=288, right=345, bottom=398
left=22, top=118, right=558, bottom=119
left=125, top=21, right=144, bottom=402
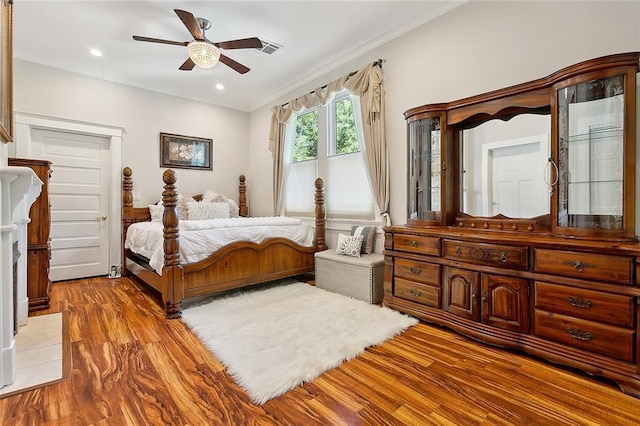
left=454, top=213, right=551, bottom=234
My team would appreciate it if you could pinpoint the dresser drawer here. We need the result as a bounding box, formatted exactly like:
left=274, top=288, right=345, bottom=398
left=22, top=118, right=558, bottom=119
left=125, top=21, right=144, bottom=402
left=443, top=240, right=528, bottom=270
left=534, top=249, right=633, bottom=285
left=535, top=282, right=634, bottom=327
left=395, top=278, right=441, bottom=308
left=534, top=310, right=635, bottom=363
left=395, top=259, right=441, bottom=286
left=394, top=234, right=440, bottom=256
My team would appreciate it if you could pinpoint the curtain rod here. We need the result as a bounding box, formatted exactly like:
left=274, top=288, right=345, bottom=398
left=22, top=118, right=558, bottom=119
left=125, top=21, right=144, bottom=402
left=279, top=59, right=384, bottom=108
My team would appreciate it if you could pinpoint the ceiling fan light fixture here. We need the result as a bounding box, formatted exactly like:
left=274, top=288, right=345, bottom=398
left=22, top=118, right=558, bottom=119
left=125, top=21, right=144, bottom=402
left=187, top=40, right=220, bottom=69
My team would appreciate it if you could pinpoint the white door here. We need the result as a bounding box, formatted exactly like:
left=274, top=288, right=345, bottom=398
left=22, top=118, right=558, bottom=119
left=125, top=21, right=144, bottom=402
left=30, top=129, right=111, bottom=281
left=483, top=135, right=549, bottom=218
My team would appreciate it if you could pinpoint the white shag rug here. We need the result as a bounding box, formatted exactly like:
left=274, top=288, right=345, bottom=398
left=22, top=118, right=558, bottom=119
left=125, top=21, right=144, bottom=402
left=181, top=280, right=418, bottom=404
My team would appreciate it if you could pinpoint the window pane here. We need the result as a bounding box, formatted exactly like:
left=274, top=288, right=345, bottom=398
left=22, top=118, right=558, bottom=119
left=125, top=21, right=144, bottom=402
left=293, top=110, right=318, bottom=162
left=334, top=97, right=359, bottom=155
left=285, top=160, right=317, bottom=216
left=326, top=152, right=374, bottom=220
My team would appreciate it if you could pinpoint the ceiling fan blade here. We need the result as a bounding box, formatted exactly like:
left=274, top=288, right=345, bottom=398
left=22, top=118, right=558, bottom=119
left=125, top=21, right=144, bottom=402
left=174, top=9, right=204, bottom=40
left=132, top=35, right=188, bottom=47
left=216, top=37, right=263, bottom=50
left=219, top=54, right=250, bottom=74
left=179, top=57, right=195, bottom=71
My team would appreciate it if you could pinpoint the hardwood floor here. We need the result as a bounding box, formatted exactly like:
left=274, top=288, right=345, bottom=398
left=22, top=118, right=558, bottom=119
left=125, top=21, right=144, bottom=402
left=2, top=276, right=639, bottom=425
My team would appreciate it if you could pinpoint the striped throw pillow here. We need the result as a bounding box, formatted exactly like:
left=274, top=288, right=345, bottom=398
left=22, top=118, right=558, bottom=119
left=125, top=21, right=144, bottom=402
left=350, top=226, right=375, bottom=254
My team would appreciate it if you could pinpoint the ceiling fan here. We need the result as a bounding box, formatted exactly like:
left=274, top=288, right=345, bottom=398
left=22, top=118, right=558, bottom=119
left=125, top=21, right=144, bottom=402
left=132, top=9, right=262, bottom=74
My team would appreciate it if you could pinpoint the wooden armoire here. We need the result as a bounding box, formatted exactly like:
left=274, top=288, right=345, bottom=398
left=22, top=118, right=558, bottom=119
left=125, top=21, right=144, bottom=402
left=8, top=158, right=52, bottom=312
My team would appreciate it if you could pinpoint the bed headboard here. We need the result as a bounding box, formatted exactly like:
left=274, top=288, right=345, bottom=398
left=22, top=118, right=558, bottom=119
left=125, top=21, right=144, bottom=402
left=122, top=167, right=249, bottom=230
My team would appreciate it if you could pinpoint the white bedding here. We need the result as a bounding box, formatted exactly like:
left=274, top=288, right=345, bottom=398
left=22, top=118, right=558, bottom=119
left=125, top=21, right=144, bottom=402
left=125, top=216, right=315, bottom=274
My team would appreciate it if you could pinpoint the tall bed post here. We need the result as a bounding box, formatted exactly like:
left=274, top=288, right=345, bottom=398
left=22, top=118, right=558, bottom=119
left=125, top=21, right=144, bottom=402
left=315, top=178, right=327, bottom=251
left=239, top=174, right=248, bottom=217
left=121, top=167, right=134, bottom=277
left=161, top=169, right=184, bottom=319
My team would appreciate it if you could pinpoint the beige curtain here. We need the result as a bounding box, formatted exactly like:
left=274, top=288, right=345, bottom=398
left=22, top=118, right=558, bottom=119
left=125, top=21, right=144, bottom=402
left=344, top=64, right=390, bottom=226
left=269, top=62, right=389, bottom=224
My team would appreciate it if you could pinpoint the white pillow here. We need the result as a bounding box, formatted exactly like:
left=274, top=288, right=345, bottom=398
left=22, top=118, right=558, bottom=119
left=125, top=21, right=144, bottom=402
left=228, top=199, right=240, bottom=217
left=335, top=233, right=363, bottom=257
left=187, top=201, right=230, bottom=220
left=149, top=204, right=163, bottom=222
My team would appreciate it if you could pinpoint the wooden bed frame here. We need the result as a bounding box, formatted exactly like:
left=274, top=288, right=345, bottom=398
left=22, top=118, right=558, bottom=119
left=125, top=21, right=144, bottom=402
left=122, top=167, right=327, bottom=319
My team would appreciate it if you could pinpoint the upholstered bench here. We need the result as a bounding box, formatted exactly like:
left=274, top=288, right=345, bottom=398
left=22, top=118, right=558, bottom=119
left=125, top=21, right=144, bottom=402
left=314, top=249, right=385, bottom=304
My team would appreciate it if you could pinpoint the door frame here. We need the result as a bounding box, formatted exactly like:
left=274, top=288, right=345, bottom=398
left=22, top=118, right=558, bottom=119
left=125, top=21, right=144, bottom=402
left=481, top=133, right=549, bottom=216
left=13, top=112, right=124, bottom=272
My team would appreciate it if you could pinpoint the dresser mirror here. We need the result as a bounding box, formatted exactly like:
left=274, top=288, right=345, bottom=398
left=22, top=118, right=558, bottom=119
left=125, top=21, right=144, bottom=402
left=460, top=113, right=551, bottom=219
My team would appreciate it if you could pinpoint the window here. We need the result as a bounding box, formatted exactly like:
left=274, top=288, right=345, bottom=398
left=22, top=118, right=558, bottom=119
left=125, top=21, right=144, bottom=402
left=285, top=91, right=374, bottom=220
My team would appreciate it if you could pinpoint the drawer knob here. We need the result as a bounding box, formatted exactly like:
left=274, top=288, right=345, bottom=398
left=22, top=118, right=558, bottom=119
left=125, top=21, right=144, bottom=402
left=566, top=296, right=593, bottom=309
left=411, top=241, right=418, bottom=248
left=499, top=252, right=508, bottom=263
left=563, top=260, right=597, bottom=273
left=409, top=266, right=421, bottom=274
left=409, top=288, right=422, bottom=297
left=455, top=246, right=461, bottom=254
left=567, top=327, right=593, bottom=341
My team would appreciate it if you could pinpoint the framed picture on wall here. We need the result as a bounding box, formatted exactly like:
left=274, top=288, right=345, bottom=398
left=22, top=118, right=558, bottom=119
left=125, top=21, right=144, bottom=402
left=0, top=0, right=13, bottom=144
left=160, top=132, right=213, bottom=170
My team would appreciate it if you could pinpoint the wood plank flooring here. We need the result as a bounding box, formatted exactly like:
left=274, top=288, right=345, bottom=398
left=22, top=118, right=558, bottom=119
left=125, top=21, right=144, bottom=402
left=2, top=276, right=640, bottom=425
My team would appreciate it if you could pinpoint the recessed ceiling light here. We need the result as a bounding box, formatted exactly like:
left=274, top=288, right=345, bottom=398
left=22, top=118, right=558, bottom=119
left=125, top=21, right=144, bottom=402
left=215, top=83, right=224, bottom=90
left=89, top=48, right=103, bottom=57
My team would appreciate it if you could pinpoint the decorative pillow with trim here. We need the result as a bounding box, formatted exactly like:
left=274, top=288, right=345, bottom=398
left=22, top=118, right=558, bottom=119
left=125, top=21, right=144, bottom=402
left=148, top=204, right=163, bottom=222
left=350, top=226, right=376, bottom=254
left=201, top=190, right=228, bottom=203
left=187, top=201, right=230, bottom=220
left=177, top=194, right=196, bottom=220
left=335, top=233, right=364, bottom=258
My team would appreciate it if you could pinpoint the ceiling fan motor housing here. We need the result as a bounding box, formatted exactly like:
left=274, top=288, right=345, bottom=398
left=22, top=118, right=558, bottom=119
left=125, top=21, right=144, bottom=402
left=196, top=17, right=212, bottom=34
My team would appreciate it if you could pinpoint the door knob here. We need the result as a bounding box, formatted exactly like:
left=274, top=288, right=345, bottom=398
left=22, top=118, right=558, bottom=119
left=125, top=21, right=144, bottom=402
left=97, top=215, right=107, bottom=221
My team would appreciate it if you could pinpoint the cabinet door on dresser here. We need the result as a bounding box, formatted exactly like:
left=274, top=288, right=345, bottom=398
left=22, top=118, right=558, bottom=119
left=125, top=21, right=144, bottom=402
left=481, top=274, right=529, bottom=333
left=443, top=266, right=479, bottom=321
left=444, top=266, right=530, bottom=332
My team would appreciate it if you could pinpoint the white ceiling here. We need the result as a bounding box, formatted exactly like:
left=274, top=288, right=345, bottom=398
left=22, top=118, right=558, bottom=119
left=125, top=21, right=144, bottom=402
left=14, top=1, right=465, bottom=112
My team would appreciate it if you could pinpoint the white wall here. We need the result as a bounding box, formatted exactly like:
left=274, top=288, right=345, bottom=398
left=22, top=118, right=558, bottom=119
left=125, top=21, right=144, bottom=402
left=247, top=0, right=640, bottom=224
left=9, top=1, right=640, bottom=242
left=12, top=60, right=250, bottom=206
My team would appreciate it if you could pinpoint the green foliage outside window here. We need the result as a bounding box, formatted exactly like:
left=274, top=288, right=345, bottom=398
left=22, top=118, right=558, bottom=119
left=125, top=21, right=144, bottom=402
left=293, top=110, right=318, bottom=162
left=292, top=94, right=359, bottom=163
left=335, top=97, right=359, bottom=155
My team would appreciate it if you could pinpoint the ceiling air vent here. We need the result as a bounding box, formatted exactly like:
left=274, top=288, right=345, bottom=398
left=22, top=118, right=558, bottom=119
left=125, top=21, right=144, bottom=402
left=257, top=39, right=282, bottom=55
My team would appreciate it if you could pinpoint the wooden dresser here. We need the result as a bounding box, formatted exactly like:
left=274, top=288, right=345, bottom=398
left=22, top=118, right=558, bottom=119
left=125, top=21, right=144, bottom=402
left=384, top=228, right=640, bottom=394
left=385, top=52, right=640, bottom=397
left=8, top=158, right=52, bottom=312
